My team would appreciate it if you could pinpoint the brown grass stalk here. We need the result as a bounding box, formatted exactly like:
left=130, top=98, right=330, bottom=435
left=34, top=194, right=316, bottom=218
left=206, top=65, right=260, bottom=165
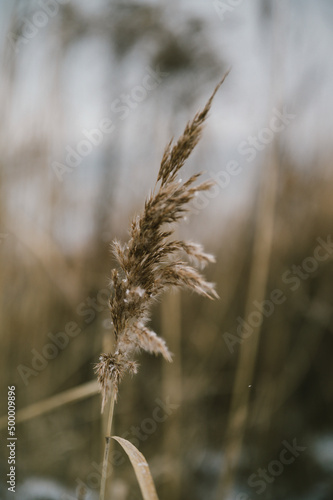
left=96, top=72, right=229, bottom=499
left=99, top=388, right=116, bottom=500
left=0, top=380, right=99, bottom=430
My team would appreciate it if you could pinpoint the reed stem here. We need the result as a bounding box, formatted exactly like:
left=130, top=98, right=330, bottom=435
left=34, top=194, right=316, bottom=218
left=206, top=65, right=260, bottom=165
left=99, top=388, right=116, bottom=500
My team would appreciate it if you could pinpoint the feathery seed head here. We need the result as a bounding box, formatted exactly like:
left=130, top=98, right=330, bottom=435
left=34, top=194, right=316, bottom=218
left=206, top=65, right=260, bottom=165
left=97, top=72, right=229, bottom=411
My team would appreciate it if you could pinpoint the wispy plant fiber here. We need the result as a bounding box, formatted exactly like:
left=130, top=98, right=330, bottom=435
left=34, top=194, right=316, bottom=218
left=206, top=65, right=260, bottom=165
left=95, top=73, right=229, bottom=412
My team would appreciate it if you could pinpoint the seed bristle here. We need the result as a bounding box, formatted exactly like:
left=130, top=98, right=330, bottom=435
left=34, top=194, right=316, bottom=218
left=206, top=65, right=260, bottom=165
left=95, top=73, right=229, bottom=411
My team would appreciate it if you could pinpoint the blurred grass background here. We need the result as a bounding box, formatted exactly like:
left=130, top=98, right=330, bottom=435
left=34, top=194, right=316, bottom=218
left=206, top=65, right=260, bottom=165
left=1, top=1, right=333, bottom=499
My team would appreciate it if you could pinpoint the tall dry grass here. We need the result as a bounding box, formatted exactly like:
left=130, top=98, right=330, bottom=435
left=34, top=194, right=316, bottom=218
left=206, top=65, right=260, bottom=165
left=95, top=74, right=229, bottom=500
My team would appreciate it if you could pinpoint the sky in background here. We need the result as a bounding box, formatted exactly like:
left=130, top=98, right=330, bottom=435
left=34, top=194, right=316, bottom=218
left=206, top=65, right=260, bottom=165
left=1, top=0, right=333, bottom=252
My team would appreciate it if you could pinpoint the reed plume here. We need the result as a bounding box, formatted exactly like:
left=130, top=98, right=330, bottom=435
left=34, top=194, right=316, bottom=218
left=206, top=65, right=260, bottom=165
left=95, top=74, right=228, bottom=415
left=96, top=72, right=228, bottom=500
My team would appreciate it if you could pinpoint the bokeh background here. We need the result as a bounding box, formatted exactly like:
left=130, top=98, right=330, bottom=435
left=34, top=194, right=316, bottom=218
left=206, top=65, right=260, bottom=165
left=1, top=1, right=333, bottom=499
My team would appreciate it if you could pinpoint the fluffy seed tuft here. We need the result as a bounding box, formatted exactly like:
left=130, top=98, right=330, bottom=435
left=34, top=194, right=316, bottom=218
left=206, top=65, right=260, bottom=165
left=96, top=73, right=229, bottom=411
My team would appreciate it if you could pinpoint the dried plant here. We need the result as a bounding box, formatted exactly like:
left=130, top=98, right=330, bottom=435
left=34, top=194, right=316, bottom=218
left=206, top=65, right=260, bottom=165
left=96, top=71, right=229, bottom=500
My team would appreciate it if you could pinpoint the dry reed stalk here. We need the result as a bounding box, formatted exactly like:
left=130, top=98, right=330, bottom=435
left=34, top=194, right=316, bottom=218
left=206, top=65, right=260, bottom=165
left=216, top=4, right=292, bottom=494
left=217, top=152, right=278, bottom=496
left=217, top=20, right=283, bottom=494
left=0, top=379, right=99, bottom=430
left=96, top=72, right=229, bottom=500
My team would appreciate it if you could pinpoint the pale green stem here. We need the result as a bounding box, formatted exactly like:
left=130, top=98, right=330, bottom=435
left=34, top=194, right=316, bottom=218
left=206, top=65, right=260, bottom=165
left=99, top=388, right=116, bottom=500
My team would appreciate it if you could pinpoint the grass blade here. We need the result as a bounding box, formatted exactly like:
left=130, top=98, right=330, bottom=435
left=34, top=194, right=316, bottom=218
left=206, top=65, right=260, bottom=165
left=111, top=436, right=159, bottom=500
